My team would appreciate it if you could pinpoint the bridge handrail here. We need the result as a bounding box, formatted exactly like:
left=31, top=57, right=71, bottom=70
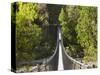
left=59, top=26, right=87, bottom=68
left=61, top=38, right=87, bottom=68
left=17, top=39, right=58, bottom=66
left=17, top=28, right=59, bottom=65
left=45, top=30, right=59, bottom=64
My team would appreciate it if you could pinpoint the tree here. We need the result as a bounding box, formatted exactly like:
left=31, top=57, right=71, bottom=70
left=58, top=6, right=97, bottom=63
left=59, top=6, right=84, bottom=58
left=11, top=2, right=58, bottom=63
left=16, top=2, right=42, bottom=61
left=76, top=7, right=97, bottom=63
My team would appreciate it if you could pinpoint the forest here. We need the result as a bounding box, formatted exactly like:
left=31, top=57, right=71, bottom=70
left=11, top=2, right=97, bottom=67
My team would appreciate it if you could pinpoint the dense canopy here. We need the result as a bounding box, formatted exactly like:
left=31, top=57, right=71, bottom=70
left=11, top=2, right=97, bottom=66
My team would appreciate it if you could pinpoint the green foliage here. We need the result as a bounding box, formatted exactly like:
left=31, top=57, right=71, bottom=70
left=59, top=6, right=83, bottom=58
left=11, top=2, right=97, bottom=65
left=15, top=2, right=42, bottom=61
left=76, top=7, right=97, bottom=63
left=11, top=2, right=57, bottom=64
left=59, top=8, right=68, bottom=26
left=59, top=6, right=97, bottom=63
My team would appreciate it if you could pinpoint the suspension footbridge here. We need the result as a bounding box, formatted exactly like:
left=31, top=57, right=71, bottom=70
left=16, top=26, right=87, bottom=72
